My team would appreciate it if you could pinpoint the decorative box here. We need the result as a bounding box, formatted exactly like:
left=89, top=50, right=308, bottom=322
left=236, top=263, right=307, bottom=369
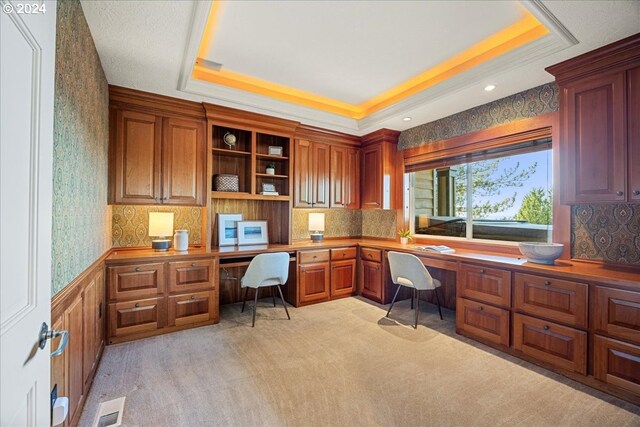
left=213, top=174, right=239, bottom=192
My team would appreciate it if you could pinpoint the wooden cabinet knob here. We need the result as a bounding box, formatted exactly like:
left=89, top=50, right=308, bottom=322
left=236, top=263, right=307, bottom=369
left=135, top=267, right=141, bottom=272
left=190, top=295, right=195, bottom=300
left=479, top=269, right=485, bottom=274
left=543, top=325, right=549, bottom=330
left=616, top=191, right=624, bottom=196
left=135, top=303, right=140, bottom=308
left=544, top=281, right=551, bottom=286
left=191, top=263, right=196, bottom=267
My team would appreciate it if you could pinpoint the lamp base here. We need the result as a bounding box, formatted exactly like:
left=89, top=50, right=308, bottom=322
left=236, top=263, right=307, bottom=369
left=151, top=239, right=171, bottom=251
left=310, top=233, right=324, bottom=242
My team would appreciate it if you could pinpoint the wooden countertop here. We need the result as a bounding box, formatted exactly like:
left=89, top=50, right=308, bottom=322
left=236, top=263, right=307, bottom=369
left=106, top=239, right=640, bottom=290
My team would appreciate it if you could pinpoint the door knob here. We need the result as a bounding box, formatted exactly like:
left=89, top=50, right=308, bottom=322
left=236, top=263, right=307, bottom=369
left=38, top=322, right=69, bottom=358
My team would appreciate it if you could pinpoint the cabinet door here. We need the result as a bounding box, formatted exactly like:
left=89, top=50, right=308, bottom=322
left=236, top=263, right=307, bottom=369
left=312, top=141, right=330, bottom=208
left=513, top=273, right=588, bottom=328
left=330, top=145, right=347, bottom=208
left=513, top=313, right=587, bottom=374
left=564, top=71, right=626, bottom=202
left=108, top=297, right=166, bottom=338
left=65, top=295, right=84, bottom=426
left=298, top=262, right=330, bottom=304
left=628, top=66, right=640, bottom=201
left=594, top=335, right=640, bottom=395
left=345, top=147, right=360, bottom=209
left=593, top=286, right=640, bottom=344
left=113, top=110, right=162, bottom=204
left=294, top=139, right=313, bottom=207
left=361, top=144, right=382, bottom=209
left=82, top=277, right=97, bottom=386
left=168, top=259, right=215, bottom=294
left=331, top=259, right=356, bottom=297
left=458, top=263, right=511, bottom=308
left=168, top=290, right=215, bottom=327
left=456, top=297, right=509, bottom=347
left=162, top=118, right=205, bottom=206
left=361, top=260, right=383, bottom=302
left=108, top=262, right=165, bottom=301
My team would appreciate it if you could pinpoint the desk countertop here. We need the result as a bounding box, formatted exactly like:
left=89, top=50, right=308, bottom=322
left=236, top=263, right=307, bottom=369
left=106, top=239, right=640, bottom=290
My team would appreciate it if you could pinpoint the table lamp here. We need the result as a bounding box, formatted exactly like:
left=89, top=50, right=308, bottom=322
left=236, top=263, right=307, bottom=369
left=309, top=212, right=325, bottom=242
left=149, top=212, right=174, bottom=251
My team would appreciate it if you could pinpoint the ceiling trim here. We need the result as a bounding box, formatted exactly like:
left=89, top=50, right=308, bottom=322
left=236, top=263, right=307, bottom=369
left=190, top=5, right=548, bottom=119
left=177, top=0, right=212, bottom=92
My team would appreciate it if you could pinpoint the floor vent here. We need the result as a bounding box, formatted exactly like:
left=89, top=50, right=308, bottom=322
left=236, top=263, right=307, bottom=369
left=92, top=396, right=125, bottom=427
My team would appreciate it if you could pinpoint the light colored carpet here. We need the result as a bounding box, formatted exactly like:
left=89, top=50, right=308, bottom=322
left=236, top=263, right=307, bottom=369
left=79, top=297, right=640, bottom=427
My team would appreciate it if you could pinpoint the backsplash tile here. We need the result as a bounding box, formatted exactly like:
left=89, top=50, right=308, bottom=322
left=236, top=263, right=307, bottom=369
left=362, top=210, right=397, bottom=239
left=572, top=204, right=640, bottom=265
left=112, top=206, right=203, bottom=248
left=52, top=0, right=111, bottom=295
left=292, top=209, right=361, bottom=240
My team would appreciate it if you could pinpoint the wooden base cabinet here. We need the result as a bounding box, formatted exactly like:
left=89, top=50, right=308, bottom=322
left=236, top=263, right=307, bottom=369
left=168, top=290, right=215, bottom=327
left=295, top=247, right=357, bottom=306
left=108, top=297, right=166, bottom=337
left=456, top=297, right=509, bottom=347
left=513, top=313, right=587, bottom=374
left=359, top=248, right=384, bottom=302
left=594, top=335, right=640, bottom=395
left=458, top=263, right=511, bottom=308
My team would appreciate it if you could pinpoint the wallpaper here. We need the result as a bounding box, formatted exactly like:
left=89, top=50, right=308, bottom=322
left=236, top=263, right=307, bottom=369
left=572, top=204, right=640, bottom=265
left=292, top=209, right=396, bottom=240
left=398, top=83, right=559, bottom=150
left=51, top=0, right=110, bottom=295
left=113, top=206, right=203, bottom=248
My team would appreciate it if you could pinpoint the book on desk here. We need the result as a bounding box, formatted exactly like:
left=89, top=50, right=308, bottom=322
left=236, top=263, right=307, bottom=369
left=415, top=245, right=455, bottom=254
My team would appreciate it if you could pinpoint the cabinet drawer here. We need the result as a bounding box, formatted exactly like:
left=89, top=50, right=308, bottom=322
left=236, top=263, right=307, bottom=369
left=299, top=249, right=330, bottom=264
left=513, top=313, right=587, bottom=374
left=594, top=335, right=640, bottom=395
left=456, top=297, right=509, bottom=347
left=593, top=286, right=640, bottom=344
left=514, top=273, right=588, bottom=328
left=360, top=247, right=382, bottom=263
left=168, top=290, right=214, bottom=327
left=458, top=264, right=511, bottom=308
left=168, top=259, right=215, bottom=293
left=331, top=258, right=356, bottom=297
left=108, top=263, right=165, bottom=300
left=331, top=247, right=357, bottom=261
left=108, top=297, right=165, bottom=338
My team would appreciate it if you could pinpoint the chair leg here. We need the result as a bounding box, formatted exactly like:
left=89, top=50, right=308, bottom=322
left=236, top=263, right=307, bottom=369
left=252, top=287, right=260, bottom=327
left=276, top=285, right=290, bottom=320
left=386, top=285, right=401, bottom=317
left=414, top=290, right=420, bottom=329
left=411, top=288, right=414, bottom=310
left=241, top=287, right=248, bottom=313
left=272, top=286, right=277, bottom=307
left=434, top=287, right=443, bottom=320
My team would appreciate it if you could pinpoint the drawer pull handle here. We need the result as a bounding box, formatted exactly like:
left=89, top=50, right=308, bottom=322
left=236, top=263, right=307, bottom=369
left=479, top=269, right=485, bottom=274
left=544, top=281, right=551, bottom=286
left=191, top=263, right=196, bottom=267
left=135, top=303, right=140, bottom=308
left=479, top=306, right=484, bottom=311
left=191, top=295, right=195, bottom=300
left=313, top=255, right=317, bottom=259
left=135, top=267, right=141, bottom=272
left=634, top=190, right=640, bottom=196
left=616, top=191, right=624, bottom=197
left=543, top=325, right=549, bottom=331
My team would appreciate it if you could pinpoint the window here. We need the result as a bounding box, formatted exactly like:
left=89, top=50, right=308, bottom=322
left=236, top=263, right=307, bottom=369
left=409, top=140, right=552, bottom=243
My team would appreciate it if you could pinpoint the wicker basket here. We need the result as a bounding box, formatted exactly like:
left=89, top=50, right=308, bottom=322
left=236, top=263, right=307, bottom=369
left=213, top=174, right=239, bottom=192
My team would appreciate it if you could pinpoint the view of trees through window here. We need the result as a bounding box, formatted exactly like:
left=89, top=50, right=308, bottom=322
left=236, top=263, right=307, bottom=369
left=410, top=148, right=552, bottom=243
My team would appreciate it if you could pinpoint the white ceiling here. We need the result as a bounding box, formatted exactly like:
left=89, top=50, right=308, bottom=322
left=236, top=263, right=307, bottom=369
left=81, top=0, right=640, bottom=136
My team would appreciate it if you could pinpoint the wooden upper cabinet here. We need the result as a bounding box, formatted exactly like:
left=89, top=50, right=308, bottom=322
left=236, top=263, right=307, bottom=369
left=361, top=144, right=382, bottom=209
left=162, top=118, right=205, bottom=205
left=312, top=142, right=330, bottom=208
left=294, top=139, right=313, bottom=207
left=113, top=110, right=162, bottom=204
left=330, top=145, right=360, bottom=208
left=628, top=66, right=640, bottom=201
left=563, top=71, right=626, bottom=203
left=547, top=34, right=640, bottom=204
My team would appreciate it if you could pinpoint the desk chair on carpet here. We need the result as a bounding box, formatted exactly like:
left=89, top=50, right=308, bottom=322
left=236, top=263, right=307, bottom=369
left=241, top=252, right=291, bottom=327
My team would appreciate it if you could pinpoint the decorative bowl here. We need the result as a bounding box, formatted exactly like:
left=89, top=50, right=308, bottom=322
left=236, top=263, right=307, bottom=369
left=518, top=242, right=564, bottom=265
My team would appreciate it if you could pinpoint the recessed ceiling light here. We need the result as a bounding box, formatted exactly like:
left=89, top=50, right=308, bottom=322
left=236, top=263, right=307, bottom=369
left=403, top=117, right=412, bottom=121
left=484, top=84, right=496, bottom=92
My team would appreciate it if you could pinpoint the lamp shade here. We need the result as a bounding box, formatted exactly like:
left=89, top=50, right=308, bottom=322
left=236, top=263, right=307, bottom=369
left=149, top=212, right=174, bottom=237
left=308, top=213, right=325, bottom=232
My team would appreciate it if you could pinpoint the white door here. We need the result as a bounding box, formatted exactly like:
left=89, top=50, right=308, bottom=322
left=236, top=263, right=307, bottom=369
left=1, top=1, right=57, bottom=426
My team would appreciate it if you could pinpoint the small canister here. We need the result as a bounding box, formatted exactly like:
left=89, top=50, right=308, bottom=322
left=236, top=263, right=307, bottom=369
left=173, top=229, right=189, bottom=251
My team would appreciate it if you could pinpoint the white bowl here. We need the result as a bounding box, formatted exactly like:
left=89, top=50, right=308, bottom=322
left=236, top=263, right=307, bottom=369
left=518, top=242, right=564, bottom=265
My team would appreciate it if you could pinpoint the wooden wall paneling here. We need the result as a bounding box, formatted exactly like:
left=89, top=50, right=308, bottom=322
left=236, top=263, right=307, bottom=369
left=211, top=199, right=290, bottom=246
left=113, top=109, right=162, bottom=204
left=162, top=117, right=206, bottom=205
left=65, top=295, right=84, bottom=427
left=628, top=65, right=640, bottom=201
left=50, top=316, right=66, bottom=427
left=219, top=263, right=249, bottom=305
left=82, top=276, right=97, bottom=387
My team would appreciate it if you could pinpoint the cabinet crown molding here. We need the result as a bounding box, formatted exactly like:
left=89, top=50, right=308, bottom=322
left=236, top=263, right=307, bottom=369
left=109, top=85, right=206, bottom=120
left=203, top=102, right=299, bottom=136
left=361, top=128, right=401, bottom=147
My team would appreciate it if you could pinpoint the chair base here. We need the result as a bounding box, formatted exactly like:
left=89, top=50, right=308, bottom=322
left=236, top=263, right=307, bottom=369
left=241, top=285, right=290, bottom=327
left=386, top=285, right=443, bottom=329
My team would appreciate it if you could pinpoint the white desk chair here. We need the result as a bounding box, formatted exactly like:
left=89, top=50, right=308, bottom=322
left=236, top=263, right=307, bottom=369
left=387, top=251, right=443, bottom=328
left=241, top=252, right=291, bottom=327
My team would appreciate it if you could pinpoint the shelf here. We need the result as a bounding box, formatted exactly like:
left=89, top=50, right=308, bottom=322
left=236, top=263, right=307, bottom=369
left=255, top=173, right=288, bottom=179
left=211, top=191, right=290, bottom=201
left=256, top=153, right=289, bottom=161
left=212, top=148, right=251, bottom=157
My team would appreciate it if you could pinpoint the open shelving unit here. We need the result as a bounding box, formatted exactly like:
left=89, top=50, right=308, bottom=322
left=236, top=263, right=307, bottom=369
left=203, top=103, right=299, bottom=247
